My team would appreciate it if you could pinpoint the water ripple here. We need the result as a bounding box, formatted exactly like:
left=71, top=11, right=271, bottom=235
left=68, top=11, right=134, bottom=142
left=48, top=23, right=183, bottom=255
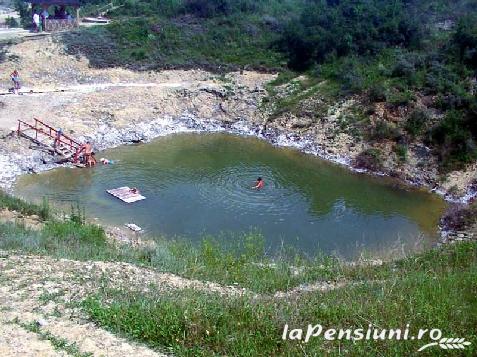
left=196, top=164, right=302, bottom=216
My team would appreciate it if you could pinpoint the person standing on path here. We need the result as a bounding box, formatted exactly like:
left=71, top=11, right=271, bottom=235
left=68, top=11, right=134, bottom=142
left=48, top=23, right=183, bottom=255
left=10, top=70, right=20, bottom=94
left=33, top=12, right=40, bottom=32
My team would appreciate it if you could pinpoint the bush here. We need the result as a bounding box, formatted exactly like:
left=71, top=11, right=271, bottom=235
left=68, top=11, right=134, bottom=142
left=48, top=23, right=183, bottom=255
left=183, top=0, right=229, bottom=17
left=368, top=83, right=387, bottom=102
left=430, top=110, right=477, bottom=171
left=394, top=143, right=408, bottom=162
left=278, top=0, right=423, bottom=70
left=405, top=108, right=430, bottom=137
left=453, top=15, right=477, bottom=69
left=386, top=89, right=414, bottom=106
left=441, top=203, right=477, bottom=231
left=0, top=191, right=50, bottom=220
left=391, top=53, right=419, bottom=79
left=370, top=120, right=400, bottom=142
left=353, top=148, right=383, bottom=171
left=13, top=0, right=31, bottom=28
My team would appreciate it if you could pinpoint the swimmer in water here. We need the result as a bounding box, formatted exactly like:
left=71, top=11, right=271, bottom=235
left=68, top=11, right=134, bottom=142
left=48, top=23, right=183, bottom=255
left=252, top=177, right=264, bottom=190
left=100, top=157, right=113, bottom=165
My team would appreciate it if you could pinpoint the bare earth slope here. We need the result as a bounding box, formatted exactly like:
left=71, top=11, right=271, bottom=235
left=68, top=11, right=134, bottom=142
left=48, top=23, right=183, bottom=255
left=0, top=251, right=349, bottom=356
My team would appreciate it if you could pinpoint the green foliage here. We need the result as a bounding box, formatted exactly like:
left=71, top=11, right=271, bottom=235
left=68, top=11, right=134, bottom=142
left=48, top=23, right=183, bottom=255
left=429, top=109, right=477, bottom=171
left=368, top=82, right=388, bottom=102
left=405, top=108, right=430, bottom=137
left=83, top=241, right=477, bottom=356
left=394, top=143, right=408, bottom=163
left=370, top=120, right=401, bottom=142
left=385, top=89, right=415, bottom=106
left=0, top=215, right=337, bottom=293
left=5, top=17, right=20, bottom=28
left=63, top=12, right=285, bottom=71
left=278, top=0, right=423, bottom=70
left=83, top=290, right=284, bottom=356
left=0, top=191, right=50, bottom=220
left=17, top=320, right=91, bottom=357
left=452, top=15, right=477, bottom=69
left=13, top=0, right=31, bottom=28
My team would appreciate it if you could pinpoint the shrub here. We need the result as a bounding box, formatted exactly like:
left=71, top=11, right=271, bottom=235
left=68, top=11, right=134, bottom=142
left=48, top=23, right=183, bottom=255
left=391, top=54, right=417, bottom=79
left=368, top=83, right=387, bottom=102
left=453, top=15, right=477, bottom=69
left=278, top=0, right=423, bottom=70
left=430, top=110, right=477, bottom=171
left=13, top=0, right=31, bottom=28
left=394, top=143, right=408, bottom=162
left=5, top=17, right=19, bottom=28
left=386, top=89, right=414, bottom=106
left=183, top=0, right=231, bottom=18
left=0, top=191, right=50, bottom=220
left=405, top=108, right=430, bottom=137
left=440, top=203, right=477, bottom=231
left=354, top=148, right=383, bottom=171
left=370, top=120, right=400, bottom=141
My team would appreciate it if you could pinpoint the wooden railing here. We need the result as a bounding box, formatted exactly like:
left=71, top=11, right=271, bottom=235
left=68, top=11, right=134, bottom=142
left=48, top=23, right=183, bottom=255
left=44, top=18, right=79, bottom=32
left=17, top=118, right=84, bottom=163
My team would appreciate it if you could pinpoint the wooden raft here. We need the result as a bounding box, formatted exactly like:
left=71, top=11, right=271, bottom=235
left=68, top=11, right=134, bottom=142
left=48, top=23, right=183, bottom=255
left=107, top=187, right=146, bottom=203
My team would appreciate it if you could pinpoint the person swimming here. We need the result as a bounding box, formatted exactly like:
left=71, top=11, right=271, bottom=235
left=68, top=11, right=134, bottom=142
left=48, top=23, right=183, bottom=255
left=252, top=177, right=264, bottom=190
left=100, top=157, right=113, bottom=165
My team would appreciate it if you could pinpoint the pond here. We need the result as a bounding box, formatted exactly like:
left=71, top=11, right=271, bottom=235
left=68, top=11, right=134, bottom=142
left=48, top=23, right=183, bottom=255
left=15, top=133, right=446, bottom=259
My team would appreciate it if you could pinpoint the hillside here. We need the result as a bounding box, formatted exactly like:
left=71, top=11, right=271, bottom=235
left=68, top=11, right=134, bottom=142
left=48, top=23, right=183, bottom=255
left=13, top=0, right=477, bottom=196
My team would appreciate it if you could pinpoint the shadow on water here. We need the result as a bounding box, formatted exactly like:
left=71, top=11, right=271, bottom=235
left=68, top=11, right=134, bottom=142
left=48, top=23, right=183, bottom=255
left=15, top=133, right=447, bottom=259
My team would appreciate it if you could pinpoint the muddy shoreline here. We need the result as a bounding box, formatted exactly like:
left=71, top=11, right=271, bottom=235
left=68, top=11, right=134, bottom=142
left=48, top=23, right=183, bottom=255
left=3, top=112, right=476, bottom=203
left=2, top=107, right=476, bottom=245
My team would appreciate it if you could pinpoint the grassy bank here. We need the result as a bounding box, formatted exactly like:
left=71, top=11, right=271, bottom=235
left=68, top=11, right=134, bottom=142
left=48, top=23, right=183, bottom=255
left=0, top=190, right=50, bottom=220
left=83, top=241, right=477, bottom=356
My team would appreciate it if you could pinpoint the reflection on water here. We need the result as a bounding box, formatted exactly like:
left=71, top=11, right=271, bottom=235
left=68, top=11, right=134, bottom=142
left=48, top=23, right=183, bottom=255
left=15, top=133, right=447, bottom=259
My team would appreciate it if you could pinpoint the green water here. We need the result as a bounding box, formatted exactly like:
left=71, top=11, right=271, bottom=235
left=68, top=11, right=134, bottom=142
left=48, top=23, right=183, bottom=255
left=15, top=133, right=446, bottom=258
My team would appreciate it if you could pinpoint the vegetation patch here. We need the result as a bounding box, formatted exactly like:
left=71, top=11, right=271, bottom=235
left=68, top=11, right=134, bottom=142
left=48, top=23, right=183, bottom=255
left=83, top=241, right=477, bottom=356
left=0, top=191, right=50, bottom=220
left=353, top=148, right=383, bottom=171
left=15, top=319, right=92, bottom=357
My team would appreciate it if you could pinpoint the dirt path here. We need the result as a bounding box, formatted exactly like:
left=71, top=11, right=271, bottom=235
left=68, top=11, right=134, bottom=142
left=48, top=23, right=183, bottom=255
left=0, top=252, right=244, bottom=356
left=0, top=250, right=353, bottom=355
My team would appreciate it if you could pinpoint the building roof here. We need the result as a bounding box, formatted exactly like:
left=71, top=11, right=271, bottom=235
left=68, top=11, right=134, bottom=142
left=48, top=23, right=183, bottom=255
left=24, top=0, right=80, bottom=5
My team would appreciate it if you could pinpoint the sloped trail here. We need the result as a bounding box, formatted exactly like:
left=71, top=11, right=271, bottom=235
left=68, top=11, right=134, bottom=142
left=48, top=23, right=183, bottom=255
left=0, top=251, right=357, bottom=355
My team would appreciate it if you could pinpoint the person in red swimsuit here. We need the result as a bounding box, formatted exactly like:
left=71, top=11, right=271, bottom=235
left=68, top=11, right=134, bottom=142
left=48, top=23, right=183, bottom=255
left=252, top=177, right=264, bottom=190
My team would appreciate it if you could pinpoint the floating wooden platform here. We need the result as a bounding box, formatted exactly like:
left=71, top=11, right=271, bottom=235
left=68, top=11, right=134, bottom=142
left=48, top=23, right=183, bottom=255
left=107, top=186, right=146, bottom=203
